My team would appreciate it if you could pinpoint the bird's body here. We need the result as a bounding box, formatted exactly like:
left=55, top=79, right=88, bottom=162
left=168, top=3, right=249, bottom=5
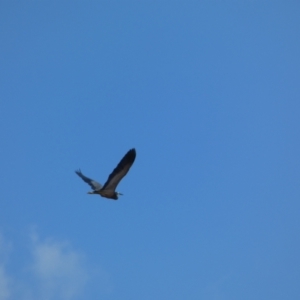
left=75, top=148, right=136, bottom=200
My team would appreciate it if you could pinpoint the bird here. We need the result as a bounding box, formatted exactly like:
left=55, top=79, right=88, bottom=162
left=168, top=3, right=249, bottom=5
left=75, top=148, right=136, bottom=200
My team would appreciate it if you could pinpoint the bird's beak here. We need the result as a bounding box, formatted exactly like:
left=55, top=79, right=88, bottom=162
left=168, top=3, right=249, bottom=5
left=118, top=193, right=123, bottom=196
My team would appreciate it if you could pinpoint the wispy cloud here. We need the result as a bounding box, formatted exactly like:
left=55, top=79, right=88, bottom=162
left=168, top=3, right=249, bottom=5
left=0, top=230, right=108, bottom=300
left=0, top=265, right=10, bottom=300
left=30, top=233, right=89, bottom=300
left=0, top=234, right=11, bottom=300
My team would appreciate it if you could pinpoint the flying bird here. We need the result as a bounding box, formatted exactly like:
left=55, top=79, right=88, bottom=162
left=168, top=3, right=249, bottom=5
left=75, top=148, right=136, bottom=200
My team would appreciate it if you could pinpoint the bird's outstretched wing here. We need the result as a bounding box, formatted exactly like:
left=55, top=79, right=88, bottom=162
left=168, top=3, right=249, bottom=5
left=75, top=169, right=102, bottom=191
left=102, top=148, right=136, bottom=191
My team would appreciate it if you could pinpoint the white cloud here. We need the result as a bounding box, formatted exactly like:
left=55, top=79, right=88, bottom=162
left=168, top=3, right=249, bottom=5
left=0, top=265, right=10, bottom=300
left=30, top=234, right=88, bottom=300
left=0, top=231, right=109, bottom=300
left=0, top=234, right=11, bottom=300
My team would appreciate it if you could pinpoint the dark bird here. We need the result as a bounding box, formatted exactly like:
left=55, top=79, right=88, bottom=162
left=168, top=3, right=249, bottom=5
left=75, top=148, right=136, bottom=200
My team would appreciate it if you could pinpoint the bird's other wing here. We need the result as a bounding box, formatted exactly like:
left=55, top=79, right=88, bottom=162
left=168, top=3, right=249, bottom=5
left=101, top=148, right=136, bottom=191
left=75, top=169, right=102, bottom=190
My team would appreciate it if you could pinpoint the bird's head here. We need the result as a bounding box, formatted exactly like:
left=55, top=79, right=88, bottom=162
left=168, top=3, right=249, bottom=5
left=114, top=192, right=123, bottom=200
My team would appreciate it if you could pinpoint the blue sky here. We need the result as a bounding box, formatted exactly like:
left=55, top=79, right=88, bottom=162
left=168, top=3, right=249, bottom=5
left=0, top=1, right=299, bottom=299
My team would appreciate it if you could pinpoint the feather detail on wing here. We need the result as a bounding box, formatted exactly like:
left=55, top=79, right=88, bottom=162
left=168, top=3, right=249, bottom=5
left=101, top=148, right=136, bottom=191
left=75, top=169, right=102, bottom=190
